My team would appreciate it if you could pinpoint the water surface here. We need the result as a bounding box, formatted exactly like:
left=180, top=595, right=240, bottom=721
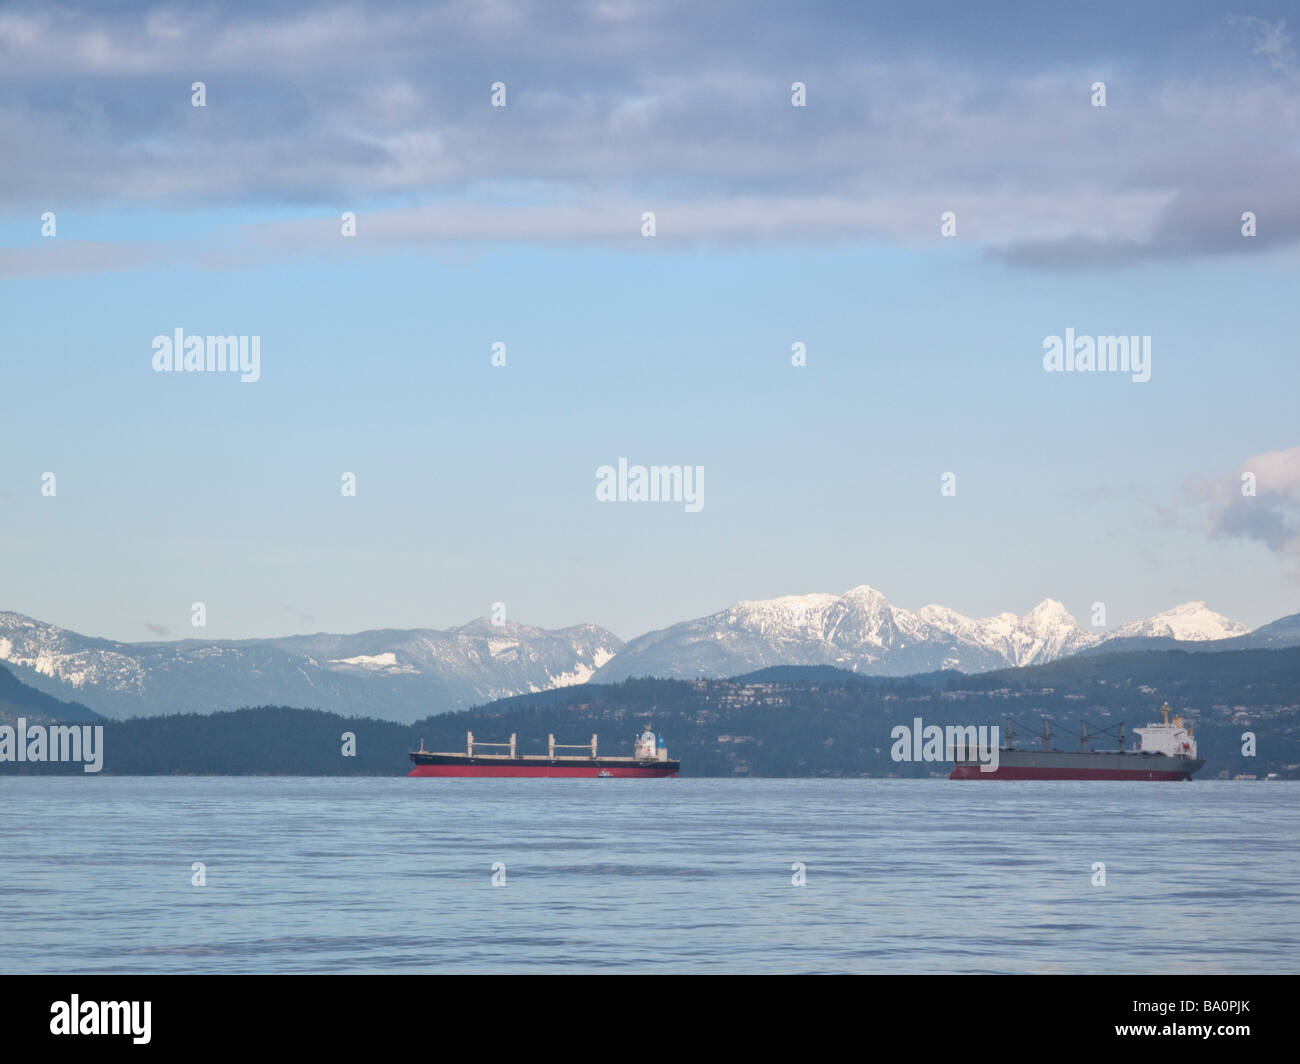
left=1, top=778, right=1295, bottom=973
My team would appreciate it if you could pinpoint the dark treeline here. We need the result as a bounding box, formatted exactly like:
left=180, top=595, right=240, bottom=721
left=4, top=646, right=1298, bottom=778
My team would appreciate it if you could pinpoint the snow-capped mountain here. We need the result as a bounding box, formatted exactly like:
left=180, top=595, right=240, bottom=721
left=0, top=590, right=1271, bottom=721
left=0, top=612, right=621, bottom=723
left=1105, top=602, right=1249, bottom=642
left=592, top=586, right=1252, bottom=682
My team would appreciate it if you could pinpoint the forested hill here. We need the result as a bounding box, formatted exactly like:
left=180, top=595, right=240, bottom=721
left=4, top=648, right=1297, bottom=778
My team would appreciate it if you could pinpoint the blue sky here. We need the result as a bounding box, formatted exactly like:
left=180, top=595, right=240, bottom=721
left=2, top=1, right=1298, bottom=642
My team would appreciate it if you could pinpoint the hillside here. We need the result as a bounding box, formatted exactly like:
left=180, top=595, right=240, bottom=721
left=4, top=648, right=1296, bottom=779
left=0, top=664, right=104, bottom=727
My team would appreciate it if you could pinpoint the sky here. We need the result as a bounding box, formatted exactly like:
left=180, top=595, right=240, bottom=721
left=1, top=0, right=1299, bottom=643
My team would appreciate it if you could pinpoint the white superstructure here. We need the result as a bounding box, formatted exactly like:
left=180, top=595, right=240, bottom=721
left=635, top=726, right=670, bottom=762
left=1133, top=704, right=1197, bottom=759
left=636, top=727, right=657, bottom=759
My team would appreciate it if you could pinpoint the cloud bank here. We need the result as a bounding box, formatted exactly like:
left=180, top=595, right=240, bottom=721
left=2, top=2, right=1298, bottom=272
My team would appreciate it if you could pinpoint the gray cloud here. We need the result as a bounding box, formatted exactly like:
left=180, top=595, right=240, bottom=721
left=1192, top=447, right=1300, bottom=560
left=0, top=187, right=1175, bottom=277
left=1, top=3, right=1298, bottom=272
left=989, top=145, right=1300, bottom=268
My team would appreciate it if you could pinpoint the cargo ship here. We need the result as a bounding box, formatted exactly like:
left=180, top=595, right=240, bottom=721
left=408, top=727, right=679, bottom=778
left=950, top=704, right=1204, bottom=781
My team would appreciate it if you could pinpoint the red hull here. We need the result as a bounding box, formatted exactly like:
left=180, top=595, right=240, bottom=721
left=408, top=764, right=678, bottom=778
left=949, top=765, right=1193, bottom=781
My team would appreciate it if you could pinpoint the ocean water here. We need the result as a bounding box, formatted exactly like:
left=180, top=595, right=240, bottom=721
left=1, top=777, right=1296, bottom=974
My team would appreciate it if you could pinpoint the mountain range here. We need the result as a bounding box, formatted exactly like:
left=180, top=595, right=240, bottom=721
left=590, top=588, right=1250, bottom=681
left=0, top=587, right=1289, bottom=723
left=0, top=612, right=620, bottom=724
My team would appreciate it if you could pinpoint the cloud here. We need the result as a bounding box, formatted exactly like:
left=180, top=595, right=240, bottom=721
left=1, top=2, right=1298, bottom=272
left=0, top=240, right=180, bottom=278
left=0, top=187, right=1176, bottom=277
left=1193, top=446, right=1300, bottom=560
left=988, top=145, right=1300, bottom=268
left=1229, top=15, right=1296, bottom=74
left=144, top=622, right=171, bottom=636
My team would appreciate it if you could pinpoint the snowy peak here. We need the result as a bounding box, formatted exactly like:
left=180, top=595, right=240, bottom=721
left=592, top=587, right=1258, bottom=683
left=1022, top=598, right=1076, bottom=629
left=595, top=587, right=1103, bottom=681
left=914, top=596, right=1095, bottom=667
left=1004, top=598, right=1095, bottom=666
left=0, top=612, right=624, bottom=723
left=841, top=584, right=890, bottom=606
left=0, top=592, right=1268, bottom=722
left=1108, top=602, right=1250, bottom=642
